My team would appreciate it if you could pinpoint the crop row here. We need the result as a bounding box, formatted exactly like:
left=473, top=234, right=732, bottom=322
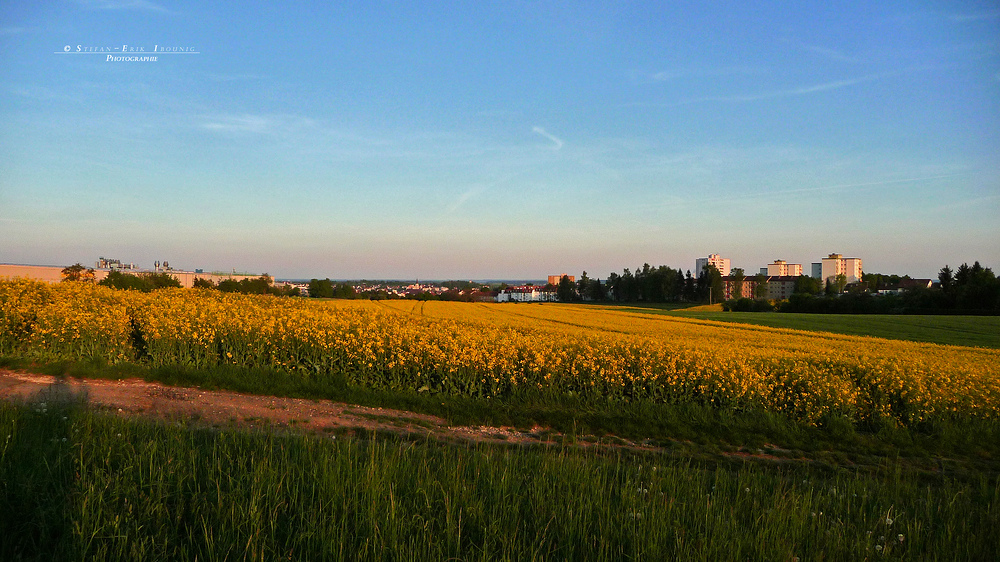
left=2, top=279, right=998, bottom=424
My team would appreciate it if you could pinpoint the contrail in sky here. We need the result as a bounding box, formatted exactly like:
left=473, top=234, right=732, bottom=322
left=532, top=126, right=564, bottom=150
left=763, top=173, right=962, bottom=197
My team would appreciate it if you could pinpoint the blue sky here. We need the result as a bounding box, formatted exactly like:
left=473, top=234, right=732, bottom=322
left=1, top=1, right=998, bottom=279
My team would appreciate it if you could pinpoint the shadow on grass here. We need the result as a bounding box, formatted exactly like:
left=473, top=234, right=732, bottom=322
left=0, top=380, right=88, bottom=560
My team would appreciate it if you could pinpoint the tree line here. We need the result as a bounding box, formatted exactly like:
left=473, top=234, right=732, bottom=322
left=306, top=279, right=359, bottom=299
left=553, top=260, right=999, bottom=314
left=62, top=264, right=300, bottom=297
left=306, top=278, right=493, bottom=302
left=728, top=262, right=999, bottom=314
left=60, top=264, right=184, bottom=292
left=98, top=270, right=181, bottom=292
left=61, top=258, right=999, bottom=312
left=555, top=264, right=725, bottom=304
left=194, top=275, right=300, bottom=297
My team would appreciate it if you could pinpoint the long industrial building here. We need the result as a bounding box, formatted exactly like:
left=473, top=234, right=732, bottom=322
left=0, top=263, right=259, bottom=289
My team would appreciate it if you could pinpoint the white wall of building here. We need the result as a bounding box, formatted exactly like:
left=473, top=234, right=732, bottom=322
left=820, top=254, right=862, bottom=284
left=696, top=254, right=731, bottom=277
left=766, top=260, right=803, bottom=277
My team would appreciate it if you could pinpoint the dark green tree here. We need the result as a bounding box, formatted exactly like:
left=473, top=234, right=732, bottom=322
left=835, top=273, right=848, bottom=294
left=577, top=271, right=591, bottom=299
left=557, top=275, right=577, bottom=302
left=729, top=268, right=746, bottom=300
left=61, top=263, right=95, bottom=283
left=587, top=278, right=606, bottom=301
left=697, top=265, right=724, bottom=304
left=793, top=275, right=822, bottom=295
left=753, top=273, right=768, bottom=300
left=953, top=262, right=1000, bottom=311
left=98, top=271, right=179, bottom=292
left=938, top=265, right=954, bottom=294
left=146, top=272, right=182, bottom=289
left=307, top=278, right=335, bottom=298
left=683, top=270, right=697, bottom=301
left=605, top=272, right=620, bottom=301
left=193, top=277, right=216, bottom=289
left=98, top=271, right=152, bottom=291
left=333, top=283, right=357, bottom=299
left=672, top=269, right=685, bottom=302
left=618, top=269, right=638, bottom=302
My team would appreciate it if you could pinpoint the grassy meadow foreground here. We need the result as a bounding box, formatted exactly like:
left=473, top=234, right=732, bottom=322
left=4, top=401, right=998, bottom=561
left=2, top=279, right=999, bottom=559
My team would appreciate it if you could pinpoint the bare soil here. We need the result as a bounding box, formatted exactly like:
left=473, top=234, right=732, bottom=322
left=2, top=369, right=861, bottom=467
left=0, top=369, right=604, bottom=448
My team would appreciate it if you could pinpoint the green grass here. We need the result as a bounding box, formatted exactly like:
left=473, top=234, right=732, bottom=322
left=3, top=399, right=999, bottom=561
left=610, top=307, right=1000, bottom=348
left=5, top=356, right=999, bottom=474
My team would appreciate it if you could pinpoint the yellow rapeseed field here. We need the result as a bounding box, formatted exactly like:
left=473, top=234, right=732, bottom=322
left=2, top=279, right=998, bottom=424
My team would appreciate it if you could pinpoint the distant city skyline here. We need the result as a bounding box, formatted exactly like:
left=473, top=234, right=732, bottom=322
left=2, top=1, right=998, bottom=280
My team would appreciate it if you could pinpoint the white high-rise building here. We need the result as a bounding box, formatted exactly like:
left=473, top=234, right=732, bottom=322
left=766, top=260, right=803, bottom=277
left=696, top=254, right=731, bottom=277
left=820, top=253, right=862, bottom=284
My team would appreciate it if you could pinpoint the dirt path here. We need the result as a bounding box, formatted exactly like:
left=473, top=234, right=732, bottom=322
left=2, top=370, right=830, bottom=466
left=0, top=369, right=569, bottom=446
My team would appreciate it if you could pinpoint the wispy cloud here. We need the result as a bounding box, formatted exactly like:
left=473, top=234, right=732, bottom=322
left=200, top=113, right=315, bottom=135
left=754, top=174, right=961, bottom=197
left=799, top=43, right=860, bottom=64
left=74, top=0, right=170, bottom=13
left=532, top=126, right=564, bottom=150
left=924, top=193, right=1000, bottom=214
left=202, top=115, right=269, bottom=134
left=446, top=188, right=482, bottom=213
left=700, top=77, right=870, bottom=103
left=444, top=168, right=539, bottom=214
left=648, top=66, right=760, bottom=83
left=623, top=74, right=880, bottom=109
